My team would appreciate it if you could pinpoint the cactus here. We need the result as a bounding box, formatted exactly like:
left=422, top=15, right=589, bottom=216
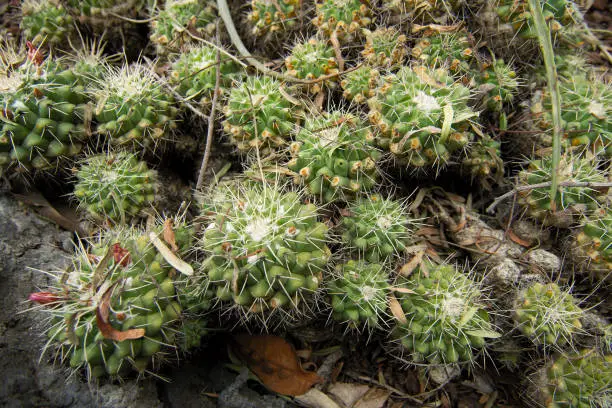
left=340, top=65, right=380, bottom=104
left=30, top=220, right=206, bottom=380
left=287, top=111, right=381, bottom=202
left=150, top=0, right=218, bottom=55
left=0, top=51, right=93, bottom=174
left=392, top=261, right=499, bottom=364
left=199, top=181, right=331, bottom=326
left=312, top=0, right=372, bottom=42
left=381, top=0, right=465, bottom=24
left=65, top=0, right=145, bottom=26
left=474, top=58, right=519, bottom=113
left=516, top=155, right=608, bottom=227
left=528, top=349, right=612, bottom=408
left=328, top=260, right=390, bottom=331
left=93, top=64, right=177, bottom=152
left=367, top=66, right=478, bottom=169
left=222, top=75, right=301, bottom=155
left=73, top=151, right=158, bottom=224
left=169, top=44, right=242, bottom=109
left=572, top=208, right=612, bottom=282
left=460, top=135, right=503, bottom=188
left=341, top=194, right=413, bottom=263
left=20, top=0, right=74, bottom=48
left=513, top=282, right=583, bottom=347
left=361, top=28, right=407, bottom=68
left=285, top=38, right=339, bottom=94
left=248, top=0, right=300, bottom=38
left=411, top=31, right=474, bottom=77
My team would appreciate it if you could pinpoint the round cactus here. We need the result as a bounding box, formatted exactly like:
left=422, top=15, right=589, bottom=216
left=340, top=65, right=380, bottom=104
left=367, top=65, right=478, bottom=169
left=381, top=0, right=465, bottom=24
left=285, top=38, right=339, bottom=94
left=93, top=64, right=177, bottom=152
left=328, top=260, right=390, bottom=331
left=287, top=111, right=381, bottom=202
left=248, top=0, right=300, bottom=38
left=150, top=0, right=218, bottom=55
left=169, top=44, right=242, bottom=109
left=199, top=181, right=331, bottom=326
left=516, top=155, right=608, bottom=227
left=411, top=31, right=474, bottom=76
left=73, top=151, right=158, bottom=224
left=513, top=282, right=583, bottom=347
left=474, top=58, right=519, bottom=113
left=30, top=221, right=206, bottom=380
left=312, top=0, right=372, bottom=42
left=572, top=208, right=612, bottom=282
left=65, top=0, right=145, bottom=26
left=0, top=52, right=92, bottom=174
left=528, top=350, right=612, bottom=408
left=341, top=194, right=413, bottom=263
left=460, top=135, right=503, bottom=188
left=20, top=0, right=74, bottom=48
left=361, top=28, right=407, bottom=68
left=222, top=75, right=301, bottom=155
left=392, top=261, right=499, bottom=365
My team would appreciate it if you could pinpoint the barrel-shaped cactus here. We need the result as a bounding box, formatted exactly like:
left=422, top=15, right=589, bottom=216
left=340, top=65, right=380, bottom=104
left=73, top=151, right=158, bottom=224
left=411, top=31, right=474, bottom=76
left=312, top=0, right=372, bottom=42
left=287, top=111, right=381, bottom=202
left=21, top=0, right=74, bottom=48
left=285, top=38, right=339, bottom=94
left=341, top=194, right=413, bottom=263
left=248, top=0, right=300, bottom=38
left=199, top=181, right=331, bottom=326
left=513, top=282, right=583, bottom=347
left=572, top=208, right=612, bottom=282
left=328, top=260, right=390, bottom=331
left=361, top=28, right=407, bottom=68
left=368, top=66, right=478, bottom=169
left=392, top=261, right=499, bottom=364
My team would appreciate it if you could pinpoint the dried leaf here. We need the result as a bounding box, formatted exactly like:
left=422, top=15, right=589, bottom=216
left=391, top=287, right=417, bottom=295
left=163, top=219, right=179, bottom=252
left=231, top=335, right=323, bottom=396
left=507, top=229, right=532, bottom=247
left=149, top=232, right=193, bottom=276
left=412, top=23, right=463, bottom=34
left=13, top=191, right=87, bottom=235
left=91, top=246, right=114, bottom=293
left=388, top=294, right=407, bottom=324
left=465, top=329, right=502, bottom=339
left=354, top=387, right=391, bottom=408
left=111, top=243, right=131, bottom=266
left=96, top=284, right=145, bottom=341
left=398, top=251, right=424, bottom=277
left=294, top=389, right=341, bottom=408
left=328, top=382, right=370, bottom=407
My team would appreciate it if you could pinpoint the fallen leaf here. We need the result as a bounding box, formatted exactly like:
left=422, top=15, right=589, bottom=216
left=388, top=294, right=407, bottom=324
left=91, top=246, right=113, bottom=291
left=507, top=229, right=532, bottom=247
left=398, top=251, right=424, bottom=277
left=391, top=287, right=417, bottom=295
left=13, top=191, right=87, bottom=235
left=112, top=243, right=131, bottom=266
left=328, top=382, right=370, bottom=407
left=295, top=389, right=341, bottom=408
left=231, top=334, right=323, bottom=396
left=163, top=218, right=179, bottom=252
left=96, top=284, right=145, bottom=342
left=149, top=232, right=193, bottom=276
left=354, top=387, right=391, bottom=408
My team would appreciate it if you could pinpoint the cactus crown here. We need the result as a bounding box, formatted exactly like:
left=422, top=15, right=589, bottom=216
left=313, top=0, right=372, bottom=41
left=362, top=28, right=407, bottom=68
left=248, top=0, right=300, bottom=37
left=21, top=0, right=74, bottom=48
left=285, top=38, right=339, bottom=94
left=574, top=208, right=612, bottom=280
left=411, top=31, right=474, bottom=75
left=476, top=58, right=519, bottom=112
left=340, top=65, right=380, bottom=104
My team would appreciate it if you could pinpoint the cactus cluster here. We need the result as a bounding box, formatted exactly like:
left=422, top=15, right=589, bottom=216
left=312, top=0, right=372, bottom=41
left=411, top=31, right=473, bottom=76
left=572, top=208, right=612, bottom=281
left=65, top=0, right=145, bottom=26
left=20, top=0, right=74, bottom=48
left=248, top=0, right=300, bottom=38
left=460, top=135, right=503, bottom=187
left=361, top=28, right=407, bottom=68
left=475, top=58, right=519, bottom=113
left=285, top=38, right=339, bottom=94
left=381, top=0, right=464, bottom=23
left=340, top=65, right=380, bottom=104
left=287, top=111, right=381, bottom=202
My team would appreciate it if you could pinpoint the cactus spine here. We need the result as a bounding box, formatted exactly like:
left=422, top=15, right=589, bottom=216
left=285, top=38, right=339, bottom=94
left=20, top=0, right=74, bottom=48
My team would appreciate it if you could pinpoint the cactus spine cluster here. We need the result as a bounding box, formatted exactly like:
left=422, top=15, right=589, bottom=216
left=460, top=135, right=503, bottom=187
left=340, top=66, right=379, bottom=104
left=285, top=38, right=339, bottom=94
left=313, top=0, right=372, bottom=42
left=572, top=208, right=612, bottom=281
left=411, top=30, right=474, bottom=76
left=381, top=0, right=464, bottom=23
left=248, top=0, right=300, bottom=38
left=361, top=28, right=407, bottom=68
left=475, top=58, right=519, bottom=113
left=20, top=0, right=74, bottom=48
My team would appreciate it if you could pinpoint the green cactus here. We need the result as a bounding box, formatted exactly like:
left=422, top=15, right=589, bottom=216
left=573, top=208, right=612, bottom=282
left=199, top=181, right=331, bottom=325
left=150, top=0, right=218, bottom=55
left=328, top=260, right=390, bottom=331
left=513, top=282, right=583, bottom=347
left=222, top=75, right=301, bottom=154
left=93, top=64, right=177, bottom=152
left=381, top=0, right=465, bottom=24
left=516, top=155, right=608, bottom=227
left=460, top=135, right=503, bottom=188
left=20, top=0, right=74, bottom=48
left=73, top=151, right=158, bottom=224
left=0, top=53, right=93, bottom=174
left=169, top=44, right=242, bottom=109
left=475, top=58, right=519, bottom=113
left=340, top=65, right=380, bottom=104
left=392, top=261, right=499, bottom=364
left=367, top=66, right=478, bottom=169
left=31, top=220, right=206, bottom=380
left=65, top=0, right=145, bottom=26
left=341, top=194, right=413, bottom=263
left=287, top=111, right=381, bottom=202
left=312, top=0, right=372, bottom=42
left=361, top=28, right=407, bottom=68
left=248, top=0, right=300, bottom=38
left=285, top=38, right=339, bottom=94
left=528, top=350, right=612, bottom=408
left=411, top=31, right=474, bottom=76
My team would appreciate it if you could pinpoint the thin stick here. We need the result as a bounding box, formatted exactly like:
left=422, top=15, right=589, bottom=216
left=330, top=31, right=345, bottom=72
left=196, top=28, right=222, bottom=191
left=486, top=180, right=612, bottom=214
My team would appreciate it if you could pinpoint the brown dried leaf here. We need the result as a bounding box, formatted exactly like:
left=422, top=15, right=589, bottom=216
left=388, top=294, right=407, bottom=324
left=507, top=229, right=532, bottom=248
left=149, top=232, right=193, bottom=276
left=13, top=191, right=87, bottom=235
left=398, top=251, right=424, bottom=277
left=412, top=23, right=463, bottom=34
left=96, top=284, right=145, bottom=342
left=163, top=218, right=179, bottom=252
left=231, top=335, right=323, bottom=396
left=391, top=287, right=417, bottom=295
left=354, top=387, right=391, bottom=408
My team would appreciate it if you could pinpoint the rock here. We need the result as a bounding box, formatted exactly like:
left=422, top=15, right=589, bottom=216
left=524, top=249, right=561, bottom=274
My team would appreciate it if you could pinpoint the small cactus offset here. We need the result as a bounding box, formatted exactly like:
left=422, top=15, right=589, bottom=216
left=340, top=65, right=380, bottom=104
left=328, top=260, right=390, bottom=331
left=513, top=282, right=583, bottom=347
left=150, top=0, right=218, bottom=55
left=312, top=0, right=372, bottom=42
left=73, top=151, right=158, bottom=224
left=170, top=44, right=242, bottom=109
left=341, top=194, right=413, bottom=263
left=474, top=58, right=519, bottom=113
left=572, top=208, right=612, bottom=282
left=528, top=349, right=612, bottom=408
left=411, top=30, right=474, bottom=77
left=20, top=0, right=74, bottom=48
left=93, top=64, right=177, bottom=152
left=361, top=28, right=407, bottom=68
left=368, top=66, right=478, bottom=169
left=392, top=261, right=500, bottom=365
left=223, top=75, right=301, bottom=155
left=460, top=135, right=503, bottom=188
left=248, top=0, right=300, bottom=38
left=285, top=38, right=339, bottom=94
left=516, top=155, right=608, bottom=227
left=287, top=111, right=381, bottom=202
left=199, top=181, right=331, bottom=326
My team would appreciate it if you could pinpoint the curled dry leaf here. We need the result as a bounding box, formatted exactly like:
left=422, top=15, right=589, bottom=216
left=388, top=294, right=407, bottom=324
left=95, top=283, right=145, bottom=342
left=111, top=243, right=131, bottom=267
left=398, top=251, right=424, bottom=277
left=149, top=232, right=193, bottom=276
left=163, top=218, right=179, bottom=252
left=507, top=228, right=532, bottom=247
left=231, top=334, right=323, bottom=396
